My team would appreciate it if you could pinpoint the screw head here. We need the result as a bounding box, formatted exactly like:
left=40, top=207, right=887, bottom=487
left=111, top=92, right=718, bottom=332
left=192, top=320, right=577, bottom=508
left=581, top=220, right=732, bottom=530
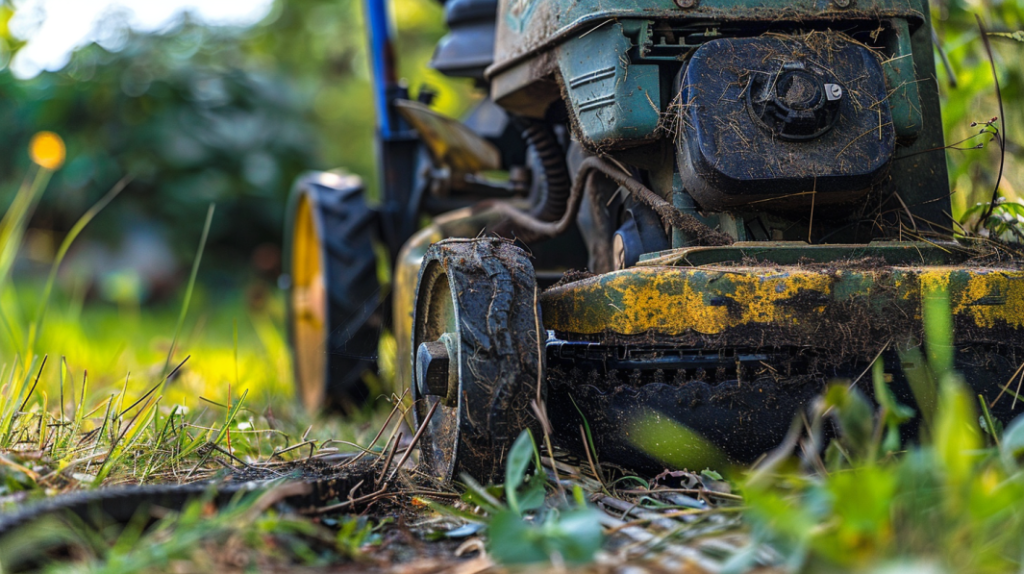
left=416, top=340, right=453, bottom=398
left=675, top=0, right=696, bottom=8
left=834, top=0, right=851, bottom=6
left=825, top=83, right=844, bottom=101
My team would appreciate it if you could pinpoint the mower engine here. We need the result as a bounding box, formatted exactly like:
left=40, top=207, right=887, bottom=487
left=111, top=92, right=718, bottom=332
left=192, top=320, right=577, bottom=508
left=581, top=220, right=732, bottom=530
left=489, top=1, right=942, bottom=239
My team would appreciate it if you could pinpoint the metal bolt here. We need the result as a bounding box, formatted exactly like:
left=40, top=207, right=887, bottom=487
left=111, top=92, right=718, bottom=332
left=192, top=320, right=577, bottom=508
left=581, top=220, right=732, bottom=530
left=824, top=83, right=844, bottom=101
left=833, top=0, right=850, bottom=7
left=416, top=340, right=452, bottom=398
left=675, top=0, right=696, bottom=8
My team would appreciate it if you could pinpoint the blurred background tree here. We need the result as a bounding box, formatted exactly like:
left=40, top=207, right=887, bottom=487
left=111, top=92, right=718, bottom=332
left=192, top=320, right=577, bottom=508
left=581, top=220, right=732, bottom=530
left=0, top=0, right=474, bottom=303
left=0, top=0, right=1017, bottom=301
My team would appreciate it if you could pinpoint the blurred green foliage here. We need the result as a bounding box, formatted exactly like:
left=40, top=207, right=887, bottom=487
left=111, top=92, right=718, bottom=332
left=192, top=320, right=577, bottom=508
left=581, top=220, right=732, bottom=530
left=934, top=2, right=1024, bottom=223
left=0, top=0, right=473, bottom=271
left=741, top=291, right=1024, bottom=573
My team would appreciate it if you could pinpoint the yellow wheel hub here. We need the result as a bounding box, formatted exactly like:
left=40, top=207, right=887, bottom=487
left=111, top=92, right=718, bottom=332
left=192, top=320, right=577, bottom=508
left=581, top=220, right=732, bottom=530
left=290, top=195, right=328, bottom=412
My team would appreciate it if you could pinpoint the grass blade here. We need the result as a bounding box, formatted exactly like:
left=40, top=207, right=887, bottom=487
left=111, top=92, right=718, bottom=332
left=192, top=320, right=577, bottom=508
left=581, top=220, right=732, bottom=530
left=26, top=175, right=131, bottom=355
left=0, top=167, right=51, bottom=292
left=162, top=203, right=215, bottom=381
left=0, top=356, right=39, bottom=445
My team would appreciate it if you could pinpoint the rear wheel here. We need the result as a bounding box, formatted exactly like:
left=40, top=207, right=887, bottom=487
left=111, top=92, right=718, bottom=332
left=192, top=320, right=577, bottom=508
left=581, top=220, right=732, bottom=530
left=285, top=172, right=380, bottom=413
left=412, top=238, right=544, bottom=483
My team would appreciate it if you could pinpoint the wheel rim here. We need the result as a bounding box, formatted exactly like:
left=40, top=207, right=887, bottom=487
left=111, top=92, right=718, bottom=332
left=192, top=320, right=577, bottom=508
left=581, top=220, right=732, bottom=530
left=290, top=194, right=328, bottom=412
left=413, top=260, right=461, bottom=481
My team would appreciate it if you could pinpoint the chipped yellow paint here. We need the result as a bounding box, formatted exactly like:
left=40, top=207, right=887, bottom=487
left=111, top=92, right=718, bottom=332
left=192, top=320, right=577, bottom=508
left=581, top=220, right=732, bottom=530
left=892, top=271, right=919, bottom=304
left=728, top=270, right=834, bottom=323
left=541, top=265, right=1024, bottom=337
left=608, top=270, right=728, bottom=335
left=544, top=266, right=835, bottom=336
left=918, top=269, right=951, bottom=296
left=950, top=270, right=1024, bottom=329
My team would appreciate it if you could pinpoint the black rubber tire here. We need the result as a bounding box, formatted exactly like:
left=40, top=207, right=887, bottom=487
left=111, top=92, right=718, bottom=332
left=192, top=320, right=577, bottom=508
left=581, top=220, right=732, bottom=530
left=284, top=172, right=380, bottom=412
left=411, top=238, right=545, bottom=483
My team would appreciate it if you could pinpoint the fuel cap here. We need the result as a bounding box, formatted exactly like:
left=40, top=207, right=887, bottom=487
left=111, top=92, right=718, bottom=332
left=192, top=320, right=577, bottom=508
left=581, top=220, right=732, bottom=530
left=747, top=66, right=842, bottom=140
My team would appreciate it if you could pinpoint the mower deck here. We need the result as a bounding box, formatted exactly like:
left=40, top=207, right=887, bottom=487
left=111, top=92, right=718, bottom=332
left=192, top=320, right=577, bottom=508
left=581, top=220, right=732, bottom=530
left=540, top=241, right=1024, bottom=470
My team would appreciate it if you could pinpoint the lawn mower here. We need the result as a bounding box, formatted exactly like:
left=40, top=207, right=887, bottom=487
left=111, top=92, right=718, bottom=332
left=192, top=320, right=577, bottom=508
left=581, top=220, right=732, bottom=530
left=284, top=0, right=1024, bottom=482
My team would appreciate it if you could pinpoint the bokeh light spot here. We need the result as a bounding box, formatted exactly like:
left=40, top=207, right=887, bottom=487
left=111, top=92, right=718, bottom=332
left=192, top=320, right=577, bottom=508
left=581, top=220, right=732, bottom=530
left=29, top=131, right=67, bottom=171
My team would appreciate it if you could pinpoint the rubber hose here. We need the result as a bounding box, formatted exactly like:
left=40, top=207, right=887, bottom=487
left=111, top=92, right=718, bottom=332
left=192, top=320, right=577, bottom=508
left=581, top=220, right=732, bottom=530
left=485, top=156, right=733, bottom=247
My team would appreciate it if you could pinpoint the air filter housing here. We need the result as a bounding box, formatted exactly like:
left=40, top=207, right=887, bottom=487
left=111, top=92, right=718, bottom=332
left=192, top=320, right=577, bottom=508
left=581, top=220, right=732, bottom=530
left=677, top=34, right=895, bottom=211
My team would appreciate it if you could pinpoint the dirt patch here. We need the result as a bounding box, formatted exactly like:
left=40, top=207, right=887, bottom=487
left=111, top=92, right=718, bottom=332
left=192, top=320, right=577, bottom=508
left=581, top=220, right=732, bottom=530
left=547, top=268, right=596, bottom=290
left=656, top=203, right=734, bottom=246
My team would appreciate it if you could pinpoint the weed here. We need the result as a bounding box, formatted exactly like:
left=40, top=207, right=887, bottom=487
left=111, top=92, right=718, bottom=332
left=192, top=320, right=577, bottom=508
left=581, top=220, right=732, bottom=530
left=427, top=430, right=605, bottom=566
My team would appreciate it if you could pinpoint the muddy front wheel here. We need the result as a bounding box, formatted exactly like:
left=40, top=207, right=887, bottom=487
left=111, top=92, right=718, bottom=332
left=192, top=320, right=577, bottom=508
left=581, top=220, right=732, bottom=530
left=411, top=238, right=545, bottom=484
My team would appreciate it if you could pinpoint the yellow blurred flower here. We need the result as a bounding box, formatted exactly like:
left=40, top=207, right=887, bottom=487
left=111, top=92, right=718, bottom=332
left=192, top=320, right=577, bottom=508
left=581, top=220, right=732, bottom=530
left=29, top=131, right=66, bottom=171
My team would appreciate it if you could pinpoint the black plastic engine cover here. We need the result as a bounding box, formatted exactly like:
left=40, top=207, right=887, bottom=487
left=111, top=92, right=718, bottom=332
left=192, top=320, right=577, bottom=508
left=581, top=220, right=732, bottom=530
left=677, top=35, right=895, bottom=212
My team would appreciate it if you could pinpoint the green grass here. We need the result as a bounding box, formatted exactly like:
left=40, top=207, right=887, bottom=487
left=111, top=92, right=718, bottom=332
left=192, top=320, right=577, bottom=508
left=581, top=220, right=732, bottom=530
left=0, top=265, right=405, bottom=572
left=0, top=282, right=393, bottom=486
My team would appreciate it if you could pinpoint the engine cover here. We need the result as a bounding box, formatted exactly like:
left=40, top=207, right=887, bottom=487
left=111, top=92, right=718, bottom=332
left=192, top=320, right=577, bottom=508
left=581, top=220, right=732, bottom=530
left=677, top=34, right=895, bottom=212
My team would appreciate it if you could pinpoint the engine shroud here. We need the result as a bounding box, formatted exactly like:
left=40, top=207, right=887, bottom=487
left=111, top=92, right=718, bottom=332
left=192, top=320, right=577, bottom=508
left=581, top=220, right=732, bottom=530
left=677, top=35, right=895, bottom=211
